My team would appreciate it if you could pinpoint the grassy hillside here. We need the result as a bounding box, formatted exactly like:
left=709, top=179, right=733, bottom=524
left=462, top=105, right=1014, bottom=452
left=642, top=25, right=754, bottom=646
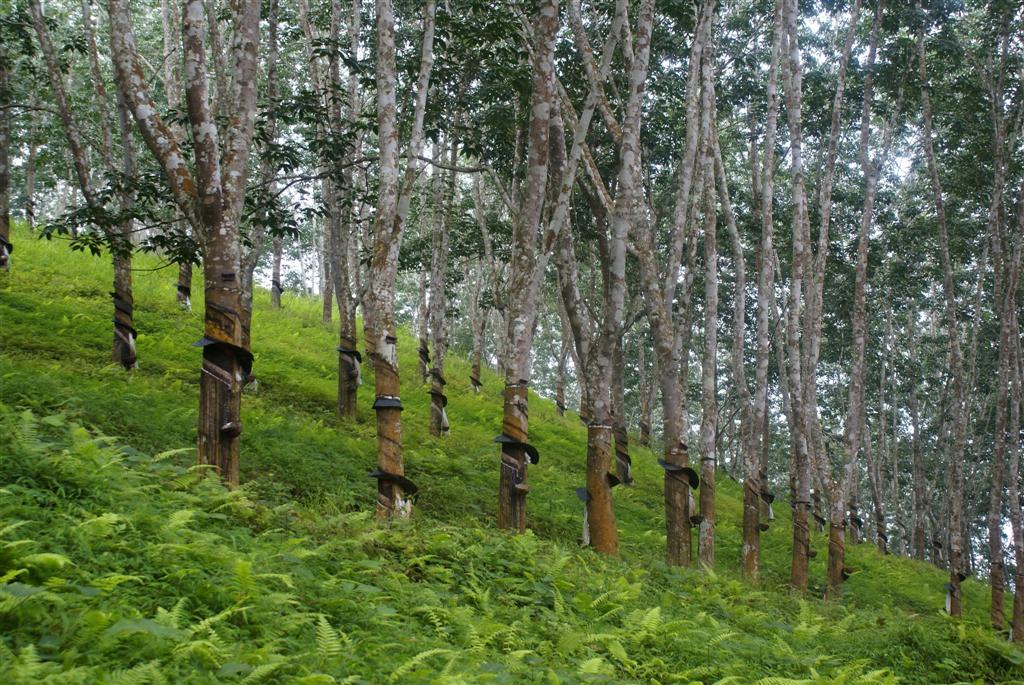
left=1, top=224, right=1022, bottom=684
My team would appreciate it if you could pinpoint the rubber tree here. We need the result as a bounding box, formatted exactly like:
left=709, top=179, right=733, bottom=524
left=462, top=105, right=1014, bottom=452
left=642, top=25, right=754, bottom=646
left=697, top=25, right=719, bottom=568
left=829, top=0, right=893, bottom=598
left=108, top=0, right=262, bottom=485
left=779, top=0, right=813, bottom=591
left=296, top=0, right=361, bottom=419
left=428, top=137, right=457, bottom=437
left=364, top=0, right=436, bottom=518
left=917, top=4, right=969, bottom=616
left=0, top=43, right=9, bottom=272
left=29, top=0, right=138, bottom=370
left=631, top=0, right=715, bottom=567
left=495, top=0, right=558, bottom=533
left=160, top=0, right=193, bottom=310
left=741, top=0, right=784, bottom=581
left=984, top=18, right=1012, bottom=631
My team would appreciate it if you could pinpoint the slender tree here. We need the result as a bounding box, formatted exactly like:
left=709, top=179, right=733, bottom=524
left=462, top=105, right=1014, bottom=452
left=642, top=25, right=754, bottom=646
left=631, top=0, right=714, bottom=567
left=108, top=0, right=262, bottom=485
left=0, top=43, right=10, bottom=272
left=496, top=0, right=558, bottom=533
left=30, top=0, right=138, bottom=369
left=917, top=5, right=969, bottom=616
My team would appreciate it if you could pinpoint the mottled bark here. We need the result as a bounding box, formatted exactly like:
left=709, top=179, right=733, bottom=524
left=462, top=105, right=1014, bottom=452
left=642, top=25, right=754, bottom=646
left=32, top=0, right=139, bottom=368
left=639, top=341, right=655, bottom=446
left=469, top=259, right=487, bottom=393
left=0, top=55, right=10, bottom=272
left=322, top=231, right=334, bottom=322
left=698, top=171, right=717, bottom=568
left=496, top=0, right=558, bottom=533
left=428, top=140, right=455, bottom=437
left=908, top=316, right=927, bottom=560
left=109, top=0, right=261, bottom=485
left=918, top=12, right=968, bottom=616
left=365, top=0, right=411, bottom=518
left=24, top=134, right=36, bottom=231
left=697, top=26, right=718, bottom=568
left=417, top=270, right=431, bottom=381
left=241, top=0, right=280, bottom=315
left=985, top=29, right=1011, bottom=631
left=631, top=0, right=714, bottom=566
left=161, top=0, right=193, bottom=310
left=869, top=352, right=888, bottom=555
left=612, top=335, right=631, bottom=485
left=1008, top=270, right=1023, bottom=639
left=800, top=0, right=862, bottom=487
left=744, top=0, right=784, bottom=581
left=781, top=0, right=812, bottom=592
left=829, top=0, right=883, bottom=597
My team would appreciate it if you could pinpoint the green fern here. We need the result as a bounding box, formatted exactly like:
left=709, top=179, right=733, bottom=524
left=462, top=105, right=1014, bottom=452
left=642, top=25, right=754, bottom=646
left=315, top=615, right=344, bottom=661
left=389, top=648, right=453, bottom=682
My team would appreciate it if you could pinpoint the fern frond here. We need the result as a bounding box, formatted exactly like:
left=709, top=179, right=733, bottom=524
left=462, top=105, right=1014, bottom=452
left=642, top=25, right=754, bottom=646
left=315, top=615, right=344, bottom=660
left=388, top=648, right=453, bottom=682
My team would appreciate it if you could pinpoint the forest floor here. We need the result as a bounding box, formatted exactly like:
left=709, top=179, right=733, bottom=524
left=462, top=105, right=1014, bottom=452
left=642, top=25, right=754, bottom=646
left=1, top=224, right=1022, bottom=684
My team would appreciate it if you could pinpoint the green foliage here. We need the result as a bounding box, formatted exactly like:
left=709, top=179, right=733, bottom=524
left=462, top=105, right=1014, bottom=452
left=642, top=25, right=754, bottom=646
left=0, top=226, right=1021, bottom=683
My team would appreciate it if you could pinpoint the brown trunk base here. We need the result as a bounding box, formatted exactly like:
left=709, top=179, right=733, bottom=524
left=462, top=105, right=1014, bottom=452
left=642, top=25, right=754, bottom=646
left=371, top=337, right=410, bottom=520
left=111, top=256, right=137, bottom=370
left=418, top=339, right=430, bottom=383
left=826, top=522, right=845, bottom=599
left=197, top=344, right=243, bottom=487
left=585, top=424, right=619, bottom=555
left=791, top=501, right=810, bottom=591
left=497, top=383, right=530, bottom=533
left=664, top=442, right=693, bottom=566
left=337, top=336, right=360, bottom=419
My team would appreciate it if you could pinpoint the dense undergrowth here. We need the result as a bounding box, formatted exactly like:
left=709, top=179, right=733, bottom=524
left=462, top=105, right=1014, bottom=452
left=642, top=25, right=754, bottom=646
left=1, top=224, right=1022, bottom=683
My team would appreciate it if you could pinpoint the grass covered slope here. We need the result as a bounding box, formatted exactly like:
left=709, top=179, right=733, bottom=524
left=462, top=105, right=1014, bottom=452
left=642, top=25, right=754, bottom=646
left=0, top=225, right=1021, bottom=683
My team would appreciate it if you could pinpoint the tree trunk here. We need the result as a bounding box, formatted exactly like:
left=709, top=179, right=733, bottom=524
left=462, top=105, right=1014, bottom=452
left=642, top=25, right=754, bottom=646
left=496, top=0, right=558, bottom=533
left=25, top=134, right=36, bottom=231
left=418, top=271, right=431, bottom=381
left=697, top=32, right=718, bottom=567
left=469, top=259, right=487, bottom=394
left=34, top=0, right=140, bottom=369
left=0, top=55, right=10, bottom=272
left=1000, top=181, right=1023, bottom=637
left=743, top=0, right=784, bottom=581
left=866, top=418, right=887, bottom=555
left=631, top=0, right=714, bottom=566
left=918, top=12, right=968, bottom=616
left=698, top=170, right=717, bottom=568
left=638, top=338, right=651, bottom=446
left=178, top=263, right=193, bottom=310
left=428, top=141, right=454, bottom=437
left=611, top=335, right=631, bottom=485
left=365, top=0, right=413, bottom=519
left=781, top=0, right=812, bottom=592
left=110, top=0, right=262, bottom=485
left=321, top=228, right=333, bottom=322
left=271, top=237, right=283, bottom=308
left=983, top=29, right=1012, bottom=631
left=161, top=0, right=193, bottom=311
